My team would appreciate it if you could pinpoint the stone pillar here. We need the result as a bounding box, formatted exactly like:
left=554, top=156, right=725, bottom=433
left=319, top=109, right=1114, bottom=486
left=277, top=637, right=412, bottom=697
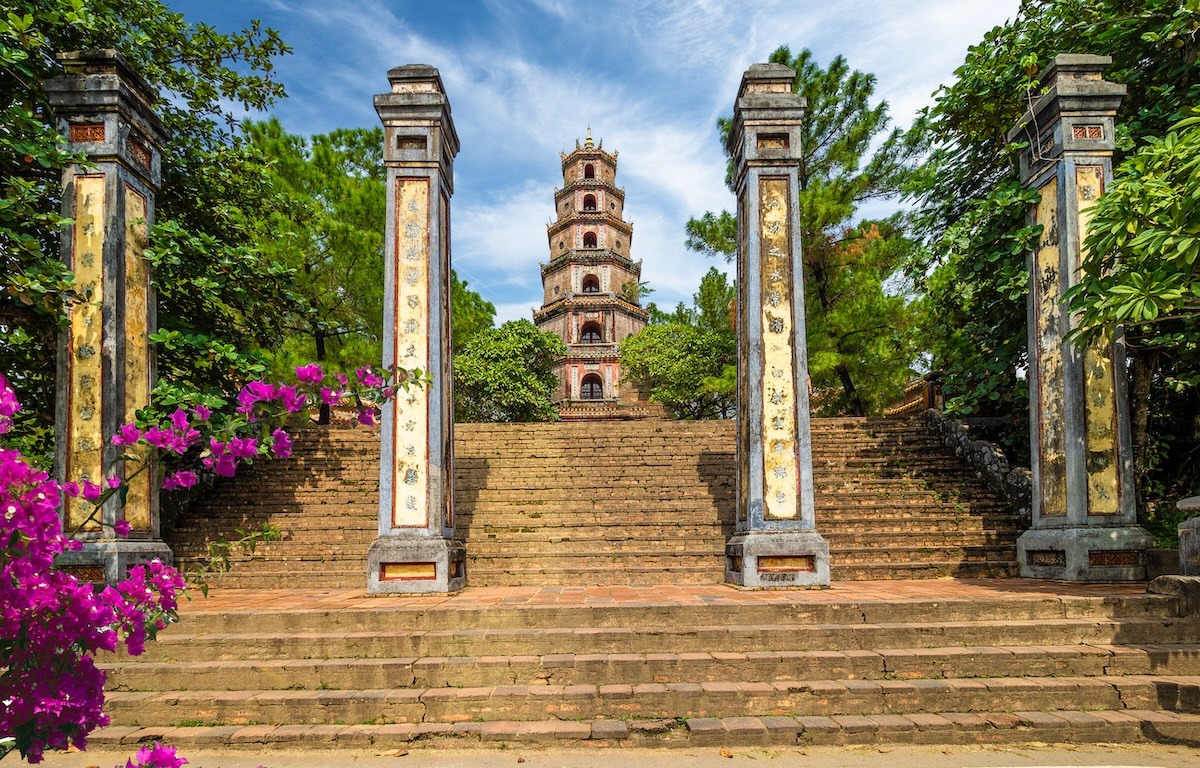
left=367, top=65, right=465, bottom=593
left=1008, top=54, right=1153, bottom=580
left=724, top=64, right=829, bottom=587
left=46, top=50, right=171, bottom=583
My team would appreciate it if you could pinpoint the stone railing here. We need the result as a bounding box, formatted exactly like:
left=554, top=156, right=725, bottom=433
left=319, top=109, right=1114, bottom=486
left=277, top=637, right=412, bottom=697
left=919, top=409, right=1032, bottom=523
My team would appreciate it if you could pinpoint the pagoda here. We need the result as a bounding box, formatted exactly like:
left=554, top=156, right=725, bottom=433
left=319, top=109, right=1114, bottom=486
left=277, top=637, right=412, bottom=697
left=533, top=130, right=654, bottom=419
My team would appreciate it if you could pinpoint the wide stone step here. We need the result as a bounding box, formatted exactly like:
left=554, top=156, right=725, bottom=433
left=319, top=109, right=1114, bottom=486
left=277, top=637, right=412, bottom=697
left=102, top=644, right=1200, bottom=692
left=103, top=674, right=1200, bottom=726
left=83, top=709, right=1200, bottom=750
left=132, top=617, right=1194, bottom=663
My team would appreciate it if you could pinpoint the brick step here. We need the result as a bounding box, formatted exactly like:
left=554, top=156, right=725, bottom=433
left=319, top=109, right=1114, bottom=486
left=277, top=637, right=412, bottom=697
left=831, top=561, right=1019, bottom=580
left=102, top=644, right=1200, bottom=692
left=83, top=709, right=1200, bottom=750
left=172, top=594, right=1179, bottom=635
left=459, top=533, right=1016, bottom=553
left=102, top=674, right=1200, bottom=726
left=134, top=616, right=1192, bottom=664
left=182, top=570, right=365, bottom=590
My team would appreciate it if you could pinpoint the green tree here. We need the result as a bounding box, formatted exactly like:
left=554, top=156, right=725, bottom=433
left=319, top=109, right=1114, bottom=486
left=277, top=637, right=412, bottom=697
left=453, top=319, right=563, bottom=422
left=685, top=46, right=922, bottom=416
left=243, top=119, right=386, bottom=422
left=910, top=0, right=1200, bottom=510
left=621, top=268, right=737, bottom=419
left=0, top=1, right=292, bottom=460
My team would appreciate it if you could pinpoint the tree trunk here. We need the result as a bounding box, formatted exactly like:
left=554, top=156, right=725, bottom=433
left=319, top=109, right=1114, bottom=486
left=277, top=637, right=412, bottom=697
left=1128, top=347, right=1158, bottom=517
left=835, top=362, right=867, bottom=417
left=315, top=329, right=330, bottom=426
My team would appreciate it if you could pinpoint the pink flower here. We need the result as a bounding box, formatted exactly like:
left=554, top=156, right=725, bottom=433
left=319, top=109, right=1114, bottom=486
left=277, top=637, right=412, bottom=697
left=278, top=385, right=307, bottom=414
left=107, top=476, right=122, bottom=489
left=334, top=372, right=349, bottom=387
left=162, top=470, right=198, bottom=491
left=111, top=424, right=142, bottom=446
left=294, top=363, right=323, bottom=384
left=168, top=409, right=190, bottom=433
left=355, top=367, right=384, bottom=388
left=320, top=387, right=342, bottom=406
left=357, top=408, right=375, bottom=427
left=192, top=404, right=211, bottom=421
left=227, top=436, right=258, bottom=461
left=128, top=741, right=187, bottom=768
left=271, top=429, right=293, bottom=459
left=62, top=481, right=81, bottom=497
left=113, top=519, right=131, bottom=537
left=81, top=480, right=103, bottom=502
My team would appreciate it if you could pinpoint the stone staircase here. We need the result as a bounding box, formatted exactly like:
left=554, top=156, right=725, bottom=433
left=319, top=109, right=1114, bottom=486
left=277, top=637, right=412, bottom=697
left=93, top=585, right=1200, bottom=750
left=164, top=418, right=1022, bottom=588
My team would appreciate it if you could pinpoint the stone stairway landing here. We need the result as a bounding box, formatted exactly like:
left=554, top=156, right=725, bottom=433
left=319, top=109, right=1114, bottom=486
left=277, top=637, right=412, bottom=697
left=166, top=418, right=1023, bottom=588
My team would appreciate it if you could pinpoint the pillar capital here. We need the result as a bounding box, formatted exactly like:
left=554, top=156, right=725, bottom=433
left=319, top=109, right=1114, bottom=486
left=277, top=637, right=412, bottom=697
left=1007, top=53, right=1126, bottom=185
left=726, top=65, right=806, bottom=193
left=374, top=65, right=459, bottom=190
left=45, top=49, right=168, bottom=190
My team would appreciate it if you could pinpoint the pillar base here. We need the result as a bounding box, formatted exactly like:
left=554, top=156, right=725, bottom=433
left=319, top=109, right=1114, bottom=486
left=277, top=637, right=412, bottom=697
left=1017, top=525, right=1155, bottom=581
left=55, top=539, right=174, bottom=585
left=367, top=536, right=466, bottom=594
left=726, top=529, right=830, bottom=588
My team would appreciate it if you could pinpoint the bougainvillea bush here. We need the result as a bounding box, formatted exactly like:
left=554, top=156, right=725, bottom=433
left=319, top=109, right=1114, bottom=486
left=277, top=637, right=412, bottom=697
left=0, top=364, right=410, bottom=763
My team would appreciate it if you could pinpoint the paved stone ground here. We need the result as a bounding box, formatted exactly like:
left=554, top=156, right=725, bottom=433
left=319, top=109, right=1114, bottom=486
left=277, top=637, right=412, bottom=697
left=28, top=743, right=1200, bottom=768
left=180, top=579, right=1146, bottom=613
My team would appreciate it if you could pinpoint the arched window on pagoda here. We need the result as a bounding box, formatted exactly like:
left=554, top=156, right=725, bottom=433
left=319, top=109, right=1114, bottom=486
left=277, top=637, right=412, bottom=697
left=580, top=322, right=602, bottom=344
left=583, top=232, right=597, bottom=248
left=583, top=194, right=597, bottom=211
left=580, top=373, right=604, bottom=400
left=584, top=163, right=595, bottom=180
left=582, top=275, right=600, bottom=293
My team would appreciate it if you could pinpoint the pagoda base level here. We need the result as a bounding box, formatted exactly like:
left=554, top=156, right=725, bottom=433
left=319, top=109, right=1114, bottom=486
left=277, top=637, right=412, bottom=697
left=55, top=539, right=174, bottom=585
left=1017, top=525, right=1155, bottom=581
left=725, top=529, right=830, bottom=588
left=367, top=535, right=465, bottom=594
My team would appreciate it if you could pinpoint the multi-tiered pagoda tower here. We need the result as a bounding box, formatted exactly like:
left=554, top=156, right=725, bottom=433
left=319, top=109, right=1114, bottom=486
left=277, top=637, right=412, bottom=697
left=533, top=131, right=652, bottom=419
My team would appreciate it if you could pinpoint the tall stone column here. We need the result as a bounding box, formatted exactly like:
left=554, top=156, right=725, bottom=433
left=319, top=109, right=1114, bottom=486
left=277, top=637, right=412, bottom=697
left=1008, top=54, right=1153, bottom=580
left=46, top=50, right=172, bottom=582
left=367, top=65, right=466, bottom=593
left=725, top=64, right=829, bottom=587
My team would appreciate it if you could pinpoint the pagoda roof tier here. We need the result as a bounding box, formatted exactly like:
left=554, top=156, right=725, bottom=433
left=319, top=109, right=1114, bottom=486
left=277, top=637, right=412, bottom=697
left=541, top=249, right=640, bottom=274
left=547, top=213, right=633, bottom=238
left=554, top=182, right=624, bottom=200
left=534, top=294, right=649, bottom=323
left=560, top=145, right=618, bottom=167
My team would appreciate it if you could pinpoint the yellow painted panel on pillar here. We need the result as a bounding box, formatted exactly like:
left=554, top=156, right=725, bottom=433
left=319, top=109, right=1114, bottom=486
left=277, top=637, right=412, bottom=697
left=380, top=562, right=436, bottom=581
left=736, top=194, right=750, bottom=525
left=67, top=175, right=106, bottom=531
left=124, top=186, right=152, bottom=530
left=759, top=177, right=798, bottom=520
left=1075, top=165, right=1121, bottom=515
left=1033, top=177, right=1067, bottom=517
left=392, top=178, right=430, bottom=528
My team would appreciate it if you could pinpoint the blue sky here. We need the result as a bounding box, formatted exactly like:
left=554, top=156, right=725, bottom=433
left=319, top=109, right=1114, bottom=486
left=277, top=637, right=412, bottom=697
left=171, top=0, right=1020, bottom=323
